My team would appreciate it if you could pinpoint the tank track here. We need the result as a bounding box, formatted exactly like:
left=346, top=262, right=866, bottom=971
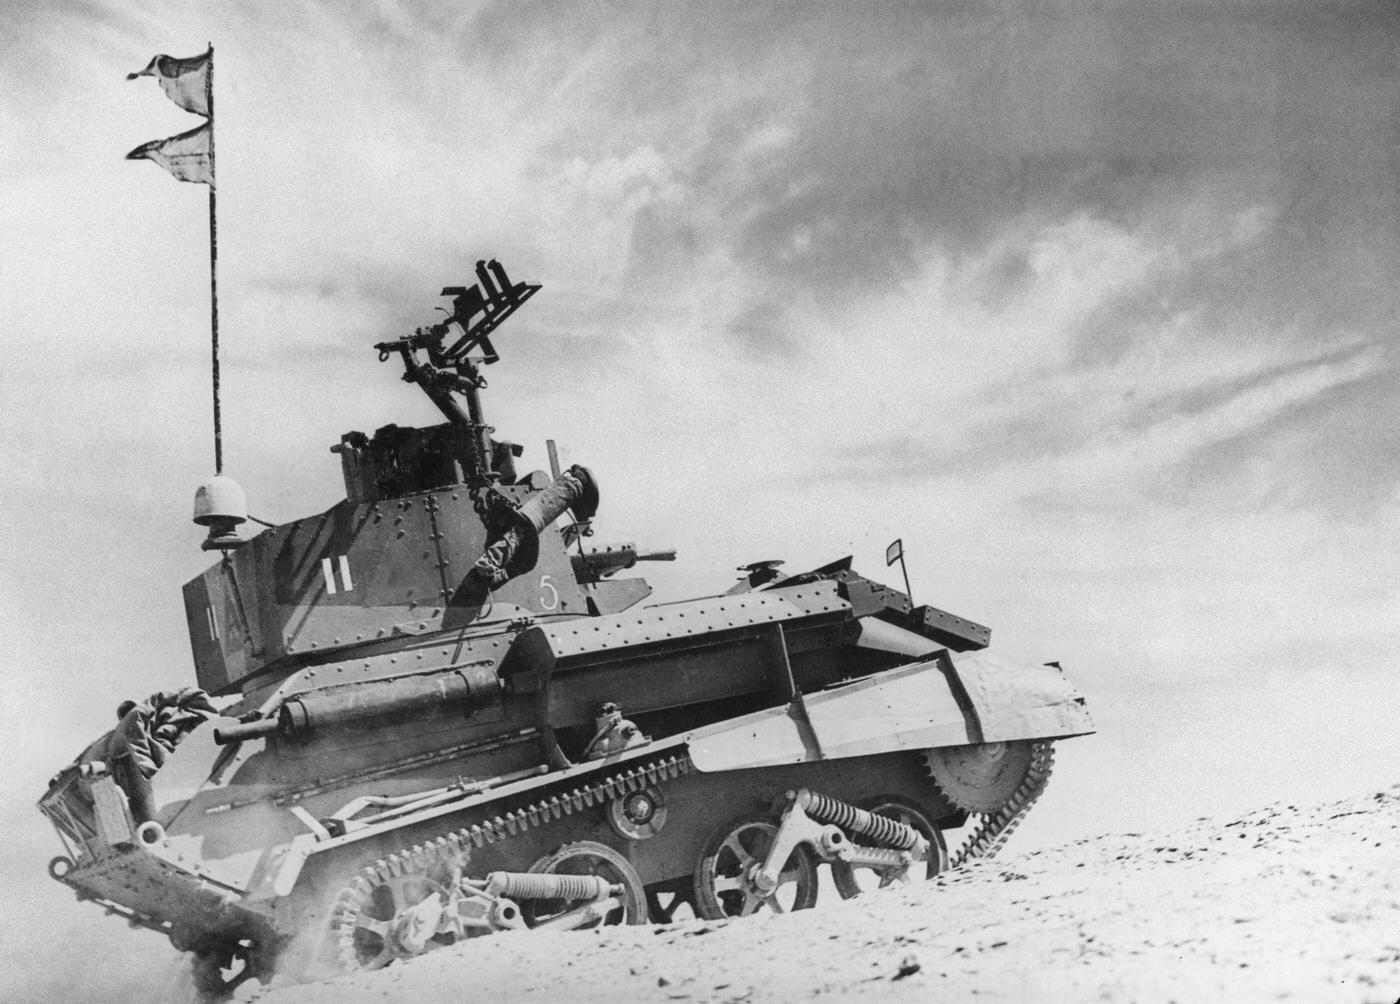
left=946, top=740, right=1055, bottom=868
left=328, top=753, right=693, bottom=969
left=435, top=753, right=691, bottom=851
left=326, top=742, right=1052, bottom=970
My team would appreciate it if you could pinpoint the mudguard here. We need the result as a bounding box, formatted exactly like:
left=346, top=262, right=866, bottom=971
left=684, top=652, right=1093, bottom=772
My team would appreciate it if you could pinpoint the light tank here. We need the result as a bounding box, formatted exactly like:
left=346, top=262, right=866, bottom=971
left=40, top=260, right=1094, bottom=997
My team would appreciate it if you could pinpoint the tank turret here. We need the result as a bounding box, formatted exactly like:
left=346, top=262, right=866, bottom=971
left=181, top=263, right=638, bottom=695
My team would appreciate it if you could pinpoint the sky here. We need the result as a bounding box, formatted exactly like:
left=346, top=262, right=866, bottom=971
left=2, top=0, right=1399, bottom=998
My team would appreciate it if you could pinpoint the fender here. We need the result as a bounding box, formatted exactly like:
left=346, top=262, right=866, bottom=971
left=684, top=652, right=1094, bottom=772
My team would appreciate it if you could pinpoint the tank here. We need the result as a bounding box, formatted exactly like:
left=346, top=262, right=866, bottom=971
left=39, top=260, right=1095, bottom=998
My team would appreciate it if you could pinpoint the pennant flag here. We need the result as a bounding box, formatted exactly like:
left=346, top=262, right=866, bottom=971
left=886, top=538, right=903, bottom=566
left=127, top=50, right=211, bottom=117
left=126, top=123, right=214, bottom=187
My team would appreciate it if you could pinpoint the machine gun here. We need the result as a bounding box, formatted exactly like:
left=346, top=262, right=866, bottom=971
left=571, top=543, right=678, bottom=583
left=374, top=259, right=539, bottom=485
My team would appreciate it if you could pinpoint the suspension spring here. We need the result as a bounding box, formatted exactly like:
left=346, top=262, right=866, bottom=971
left=484, top=871, right=612, bottom=901
left=847, top=844, right=912, bottom=870
left=793, top=789, right=919, bottom=850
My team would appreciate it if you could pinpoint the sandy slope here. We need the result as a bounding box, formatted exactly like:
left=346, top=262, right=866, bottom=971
left=258, top=787, right=1400, bottom=1004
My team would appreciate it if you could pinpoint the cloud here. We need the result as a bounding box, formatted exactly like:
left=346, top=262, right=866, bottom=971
left=3, top=0, right=1394, bottom=735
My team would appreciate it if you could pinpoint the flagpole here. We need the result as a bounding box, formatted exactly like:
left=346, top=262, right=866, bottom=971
left=206, top=43, right=222, bottom=475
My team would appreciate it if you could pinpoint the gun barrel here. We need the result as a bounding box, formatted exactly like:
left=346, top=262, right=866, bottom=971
left=571, top=544, right=677, bottom=581
left=212, top=718, right=278, bottom=745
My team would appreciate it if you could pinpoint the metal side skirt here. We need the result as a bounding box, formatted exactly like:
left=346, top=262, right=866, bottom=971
left=685, top=654, right=1094, bottom=772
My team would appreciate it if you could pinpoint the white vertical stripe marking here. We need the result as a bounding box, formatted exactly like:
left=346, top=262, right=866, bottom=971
left=338, top=554, right=354, bottom=591
left=206, top=605, right=219, bottom=641
left=321, top=556, right=337, bottom=595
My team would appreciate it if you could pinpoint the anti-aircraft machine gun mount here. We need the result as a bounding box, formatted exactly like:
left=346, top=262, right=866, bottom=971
left=38, top=259, right=1094, bottom=998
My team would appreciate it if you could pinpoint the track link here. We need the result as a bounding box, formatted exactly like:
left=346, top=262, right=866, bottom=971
left=328, top=753, right=692, bottom=970
left=947, top=740, right=1054, bottom=867
left=326, top=742, right=1051, bottom=971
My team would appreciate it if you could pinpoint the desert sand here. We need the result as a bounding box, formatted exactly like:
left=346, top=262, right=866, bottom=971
left=254, top=785, right=1400, bottom=1004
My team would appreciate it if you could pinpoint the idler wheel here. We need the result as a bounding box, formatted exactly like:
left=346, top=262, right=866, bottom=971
left=693, top=817, right=818, bottom=919
left=520, top=841, right=647, bottom=929
left=831, top=796, right=947, bottom=900
left=924, top=739, right=1036, bottom=814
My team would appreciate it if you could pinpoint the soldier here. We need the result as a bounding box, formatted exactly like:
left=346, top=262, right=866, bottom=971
left=105, top=688, right=217, bottom=821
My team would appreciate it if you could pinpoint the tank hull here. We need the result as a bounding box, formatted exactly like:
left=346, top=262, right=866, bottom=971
left=45, top=648, right=1090, bottom=986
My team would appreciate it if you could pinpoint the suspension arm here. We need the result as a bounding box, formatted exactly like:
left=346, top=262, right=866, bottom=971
left=753, top=788, right=929, bottom=893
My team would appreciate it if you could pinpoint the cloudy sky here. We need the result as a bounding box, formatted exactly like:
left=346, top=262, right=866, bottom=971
left=3, top=0, right=1398, bottom=997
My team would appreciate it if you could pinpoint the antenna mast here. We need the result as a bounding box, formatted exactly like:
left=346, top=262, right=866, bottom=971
left=206, top=43, right=222, bottom=474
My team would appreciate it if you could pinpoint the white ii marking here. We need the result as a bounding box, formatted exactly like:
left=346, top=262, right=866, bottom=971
left=321, top=557, right=337, bottom=595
